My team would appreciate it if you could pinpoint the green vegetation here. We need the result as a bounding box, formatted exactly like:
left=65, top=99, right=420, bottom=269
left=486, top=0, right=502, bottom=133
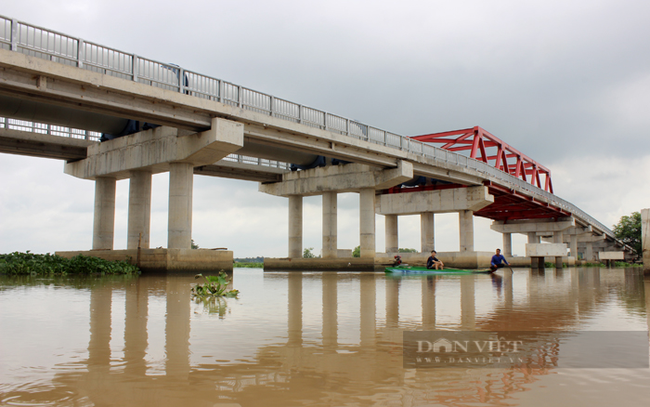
left=353, top=246, right=360, bottom=257
left=191, top=239, right=200, bottom=249
left=192, top=272, right=239, bottom=298
left=0, top=251, right=139, bottom=276
left=353, top=246, right=417, bottom=257
left=398, top=248, right=418, bottom=253
left=233, top=262, right=263, bottom=268
left=303, top=247, right=320, bottom=258
left=613, top=211, right=641, bottom=256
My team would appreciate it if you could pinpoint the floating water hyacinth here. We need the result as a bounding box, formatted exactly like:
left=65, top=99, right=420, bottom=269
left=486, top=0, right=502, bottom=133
left=192, top=272, right=239, bottom=298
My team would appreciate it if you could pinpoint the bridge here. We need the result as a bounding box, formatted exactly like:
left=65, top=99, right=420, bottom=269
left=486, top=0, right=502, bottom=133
left=0, top=15, right=633, bottom=270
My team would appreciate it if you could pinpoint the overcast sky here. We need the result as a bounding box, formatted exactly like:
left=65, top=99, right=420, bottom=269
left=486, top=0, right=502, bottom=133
left=1, top=0, right=649, bottom=258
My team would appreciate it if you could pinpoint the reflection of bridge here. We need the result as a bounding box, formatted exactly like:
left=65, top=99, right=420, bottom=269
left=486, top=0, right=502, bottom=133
left=2, top=270, right=646, bottom=405
left=0, top=16, right=633, bottom=269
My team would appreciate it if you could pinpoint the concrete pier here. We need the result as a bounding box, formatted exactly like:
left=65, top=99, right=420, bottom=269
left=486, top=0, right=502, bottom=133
left=459, top=210, right=474, bottom=252
left=322, top=191, right=338, bottom=259
left=168, top=162, right=194, bottom=250
left=93, top=177, right=116, bottom=250
left=420, top=212, right=434, bottom=253
left=127, top=171, right=152, bottom=250
left=288, top=196, right=303, bottom=259
left=385, top=215, right=398, bottom=254
left=359, top=188, right=376, bottom=258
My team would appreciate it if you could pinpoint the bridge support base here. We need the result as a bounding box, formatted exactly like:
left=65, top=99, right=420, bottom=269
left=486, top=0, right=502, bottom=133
left=56, top=249, right=233, bottom=273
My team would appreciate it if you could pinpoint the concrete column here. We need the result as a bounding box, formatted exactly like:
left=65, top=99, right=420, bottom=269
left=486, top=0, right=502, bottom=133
left=359, top=188, right=376, bottom=258
left=528, top=232, right=540, bottom=244
left=642, top=209, right=650, bottom=274
left=288, top=195, right=303, bottom=258
left=585, top=242, right=594, bottom=262
left=502, top=232, right=512, bottom=257
left=385, top=214, right=398, bottom=253
left=168, top=162, right=193, bottom=249
left=459, top=210, right=474, bottom=252
left=127, top=171, right=152, bottom=250
left=570, top=234, right=578, bottom=259
left=322, top=191, right=337, bottom=259
left=93, top=177, right=116, bottom=250
left=554, top=231, right=564, bottom=268
left=420, top=212, right=434, bottom=253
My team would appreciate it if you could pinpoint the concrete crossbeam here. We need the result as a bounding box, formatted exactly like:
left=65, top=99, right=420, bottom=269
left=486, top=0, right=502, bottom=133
left=65, top=118, right=244, bottom=180
left=490, top=217, right=575, bottom=234
left=259, top=161, right=413, bottom=197
left=376, top=186, right=493, bottom=215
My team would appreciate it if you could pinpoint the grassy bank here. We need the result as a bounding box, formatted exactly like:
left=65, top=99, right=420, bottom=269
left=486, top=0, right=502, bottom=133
left=233, top=262, right=263, bottom=268
left=0, top=252, right=140, bottom=276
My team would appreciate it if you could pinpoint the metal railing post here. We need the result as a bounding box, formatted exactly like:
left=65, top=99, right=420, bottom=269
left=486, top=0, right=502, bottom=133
left=10, top=18, right=18, bottom=51
left=77, top=39, right=84, bottom=68
left=132, top=54, right=138, bottom=82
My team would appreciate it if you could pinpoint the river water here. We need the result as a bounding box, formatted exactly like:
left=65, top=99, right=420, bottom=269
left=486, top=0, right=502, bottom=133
left=1, top=268, right=649, bottom=406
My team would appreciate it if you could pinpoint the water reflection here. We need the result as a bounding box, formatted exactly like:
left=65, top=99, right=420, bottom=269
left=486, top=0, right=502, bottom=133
left=0, top=269, right=649, bottom=406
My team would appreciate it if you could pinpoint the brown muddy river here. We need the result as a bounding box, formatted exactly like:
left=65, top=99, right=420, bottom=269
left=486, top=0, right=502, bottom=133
left=1, top=268, right=649, bottom=406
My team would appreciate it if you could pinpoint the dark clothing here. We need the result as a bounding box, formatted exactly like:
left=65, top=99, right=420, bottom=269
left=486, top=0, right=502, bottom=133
left=491, top=254, right=509, bottom=267
left=490, top=253, right=509, bottom=271
left=426, top=256, right=440, bottom=269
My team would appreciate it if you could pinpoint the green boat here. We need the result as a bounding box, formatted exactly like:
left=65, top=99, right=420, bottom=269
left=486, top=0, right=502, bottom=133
left=385, top=266, right=494, bottom=275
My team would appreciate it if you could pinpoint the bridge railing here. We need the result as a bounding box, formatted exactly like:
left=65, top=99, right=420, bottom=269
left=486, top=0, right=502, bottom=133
left=0, top=15, right=615, bottom=239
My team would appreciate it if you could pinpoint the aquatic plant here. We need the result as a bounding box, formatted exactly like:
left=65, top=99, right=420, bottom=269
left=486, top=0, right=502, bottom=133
left=192, top=272, right=239, bottom=298
left=0, top=251, right=140, bottom=276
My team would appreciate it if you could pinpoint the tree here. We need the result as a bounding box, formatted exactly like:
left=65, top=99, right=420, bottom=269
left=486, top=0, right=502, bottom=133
left=398, top=248, right=418, bottom=253
left=191, top=239, right=199, bottom=249
left=613, top=211, right=641, bottom=255
left=303, top=247, right=319, bottom=258
left=352, top=246, right=360, bottom=257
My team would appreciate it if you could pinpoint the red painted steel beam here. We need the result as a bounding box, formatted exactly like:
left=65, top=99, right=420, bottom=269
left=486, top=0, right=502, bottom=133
left=411, top=126, right=553, bottom=193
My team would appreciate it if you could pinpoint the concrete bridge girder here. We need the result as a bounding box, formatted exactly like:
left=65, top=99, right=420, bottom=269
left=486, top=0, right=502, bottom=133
left=490, top=217, right=575, bottom=235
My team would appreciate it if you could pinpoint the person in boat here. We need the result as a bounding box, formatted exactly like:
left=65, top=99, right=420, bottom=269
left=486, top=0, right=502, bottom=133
left=426, top=250, right=444, bottom=270
left=392, top=255, right=402, bottom=266
left=490, top=248, right=510, bottom=272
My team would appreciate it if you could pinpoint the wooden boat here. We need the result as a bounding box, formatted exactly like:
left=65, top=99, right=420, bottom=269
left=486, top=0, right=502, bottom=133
left=384, top=266, right=494, bottom=275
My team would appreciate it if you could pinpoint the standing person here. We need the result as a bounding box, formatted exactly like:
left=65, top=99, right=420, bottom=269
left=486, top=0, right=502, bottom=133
left=490, top=248, right=510, bottom=272
left=426, top=250, right=444, bottom=270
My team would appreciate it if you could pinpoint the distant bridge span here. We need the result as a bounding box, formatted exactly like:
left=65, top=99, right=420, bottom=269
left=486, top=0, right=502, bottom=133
left=0, top=15, right=633, bottom=264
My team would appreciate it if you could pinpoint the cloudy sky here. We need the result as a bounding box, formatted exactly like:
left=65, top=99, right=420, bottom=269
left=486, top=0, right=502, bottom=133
left=1, top=0, right=649, bottom=258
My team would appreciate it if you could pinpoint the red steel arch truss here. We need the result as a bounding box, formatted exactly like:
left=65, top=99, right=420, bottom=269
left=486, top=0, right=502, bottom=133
left=411, top=126, right=553, bottom=193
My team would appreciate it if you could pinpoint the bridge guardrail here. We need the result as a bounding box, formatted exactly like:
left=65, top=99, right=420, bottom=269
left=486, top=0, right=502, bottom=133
left=0, top=15, right=617, bottom=241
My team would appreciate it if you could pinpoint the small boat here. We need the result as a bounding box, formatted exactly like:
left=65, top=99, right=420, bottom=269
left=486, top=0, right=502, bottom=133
left=385, top=266, right=494, bottom=275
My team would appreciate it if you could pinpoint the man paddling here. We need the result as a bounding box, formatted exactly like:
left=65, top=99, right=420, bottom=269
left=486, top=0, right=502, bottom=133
left=490, top=248, right=510, bottom=272
left=426, top=250, right=444, bottom=270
